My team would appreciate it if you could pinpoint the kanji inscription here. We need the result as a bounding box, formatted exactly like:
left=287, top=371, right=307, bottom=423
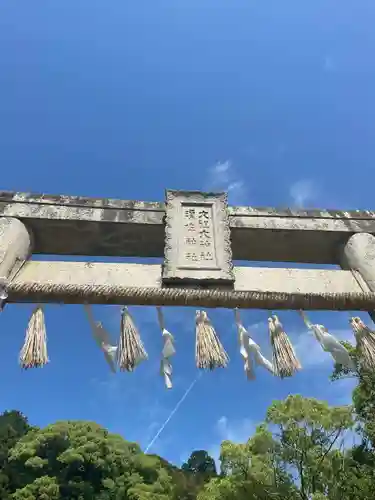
left=182, top=206, right=215, bottom=266
left=163, top=190, right=234, bottom=284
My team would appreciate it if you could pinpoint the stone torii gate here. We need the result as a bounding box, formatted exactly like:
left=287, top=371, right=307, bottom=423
left=1, top=189, right=375, bottom=314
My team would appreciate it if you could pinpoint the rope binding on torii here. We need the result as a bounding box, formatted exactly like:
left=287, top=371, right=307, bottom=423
left=7, top=280, right=375, bottom=310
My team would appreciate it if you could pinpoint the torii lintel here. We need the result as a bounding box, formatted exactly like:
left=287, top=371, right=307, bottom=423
left=1, top=189, right=375, bottom=311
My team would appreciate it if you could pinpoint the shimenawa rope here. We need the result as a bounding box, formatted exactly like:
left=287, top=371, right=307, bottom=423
left=7, top=281, right=375, bottom=310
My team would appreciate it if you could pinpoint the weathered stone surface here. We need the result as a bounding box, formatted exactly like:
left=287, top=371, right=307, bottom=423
left=163, top=190, right=233, bottom=284
left=340, top=233, right=375, bottom=323
left=341, top=233, right=375, bottom=292
left=9, top=260, right=363, bottom=306
left=1, top=191, right=375, bottom=263
left=0, top=217, right=32, bottom=281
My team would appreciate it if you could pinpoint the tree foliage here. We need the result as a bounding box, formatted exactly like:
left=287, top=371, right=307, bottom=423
left=5, top=420, right=176, bottom=500
left=0, top=410, right=31, bottom=499
left=265, top=395, right=355, bottom=499
left=182, top=450, right=216, bottom=477
left=1, top=375, right=375, bottom=499
left=332, top=338, right=375, bottom=448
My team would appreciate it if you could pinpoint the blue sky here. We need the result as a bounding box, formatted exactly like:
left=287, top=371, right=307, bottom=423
left=0, top=0, right=374, bottom=466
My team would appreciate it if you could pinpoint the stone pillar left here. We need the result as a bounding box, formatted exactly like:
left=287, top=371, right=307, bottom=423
left=0, top=217, right=32, bottom=289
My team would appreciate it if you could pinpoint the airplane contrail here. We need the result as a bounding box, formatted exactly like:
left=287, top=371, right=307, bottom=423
left=144, top=372, right=202, bottom=453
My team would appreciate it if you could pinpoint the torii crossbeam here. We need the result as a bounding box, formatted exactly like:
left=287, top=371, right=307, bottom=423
left=1, top=189, right=375, bottom=311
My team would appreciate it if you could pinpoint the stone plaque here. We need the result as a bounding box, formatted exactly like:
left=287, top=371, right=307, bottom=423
left=162, top=190, right=234, bottom=284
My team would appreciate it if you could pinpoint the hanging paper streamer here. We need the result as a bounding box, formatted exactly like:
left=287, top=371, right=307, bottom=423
left=299, top=311, right=354, bottom=370
left=234, top=309, right=274, bottom=380
left=237, top=311, right=255, bottom=380
left=84, top=304, right=117, bottom=373
left=269, top=315, right=301, bottom=378
left=350, top=316, right=375, bottom=370
left=117, top=306, right=148, bottom=372
left=195, top=310, right=229, bottom=370
left=19, top=305, right=49, bottom=369
left=156, top=307, right=176, bottom=389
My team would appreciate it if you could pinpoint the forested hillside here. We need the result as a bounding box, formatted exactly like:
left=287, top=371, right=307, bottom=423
left=1, top=343, right=375, bottom=499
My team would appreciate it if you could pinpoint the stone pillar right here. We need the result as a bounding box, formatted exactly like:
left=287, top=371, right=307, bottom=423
left=341, top=233, right=375, bottom=291
left=341, top=233, right=375, bottom=323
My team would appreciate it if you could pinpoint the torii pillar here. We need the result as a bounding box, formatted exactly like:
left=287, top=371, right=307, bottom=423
left=341, top=233, right=375, bottom=322
left=0, top=217, right=31, bottom=289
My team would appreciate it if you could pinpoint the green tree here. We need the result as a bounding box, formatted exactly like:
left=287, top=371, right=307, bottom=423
left=12, top=476, right=60, bottom=500
left=145, top=455, right=201, bottom=500
left=3, top=390, right=375, bottom=500
left=7, top=420, right=175, bottom=500
left=179, top=450, right=216, bottom=499
left=199, top=395, right=369, bottom=500
left=330, top=337, right=375, bottom=497
left=266, top=395, right=354, bottom=499
left=198, top=425, right=297, bottom=500
left=332, top=339, right=375, bottom=448
left=0, top=410, right=32, bottom=498
left=182, top=450, right=216, bottom=477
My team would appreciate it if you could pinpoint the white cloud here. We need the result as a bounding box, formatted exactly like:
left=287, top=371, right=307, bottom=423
left=213, top=160, right=231, bottom=175
left=324, top=55, right=335, bottom=72
left=207, top=416, right=257, bottom=467
left=245, top=320, right=269, bottom=334
left=289, top=179, right=317, bottom=208
left=216, top=416, right=256, bottom=442
left=206, top=160, right=247, bottom=205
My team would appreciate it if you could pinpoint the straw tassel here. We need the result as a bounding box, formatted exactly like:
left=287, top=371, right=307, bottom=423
left=269, top=314, right=301, bottom=378
left=117, top=307, right=148, bottom=372
left=234, top=309, right=274, bottom=379
left=195, top=310, right=229, bottom=370
left=350, top=317, right=375, bottom=370
left=300, top=311, right=354, bottom=370
left=19, top=305, right=49, bottom=369
left=84, top=304, right=117, bottom=373
left=157, top=307, right=176, bottom=389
